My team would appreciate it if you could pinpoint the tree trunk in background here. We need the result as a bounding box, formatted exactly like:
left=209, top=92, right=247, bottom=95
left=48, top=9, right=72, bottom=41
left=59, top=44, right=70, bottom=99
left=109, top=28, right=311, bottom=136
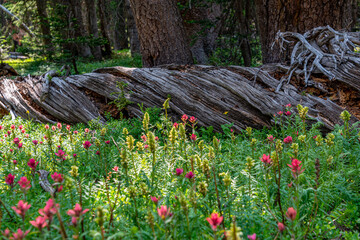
left=125, top=0, right=140, bottom=55
left=234, top=0, right=252, bottom=66
left=179, top=0, right=222, bottom=64
left=98, top=0, right=112, bottom=57
left=0, top=0, right=6, bottom=31
left=84, top=0, right=102, bottom=60
left=129, top=0, right=193, bottom=67
left=66, top=0, right=92, bottom=57
left=113, top=0, right=128, bottom=50
left=35, top=0, right=52, bottom=51
left=255, top=0, right=356, bottom=64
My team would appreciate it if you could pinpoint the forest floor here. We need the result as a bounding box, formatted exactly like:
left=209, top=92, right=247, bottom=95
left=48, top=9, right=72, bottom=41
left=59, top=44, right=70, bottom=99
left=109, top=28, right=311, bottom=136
left=3, top=50, right=142, bottom=76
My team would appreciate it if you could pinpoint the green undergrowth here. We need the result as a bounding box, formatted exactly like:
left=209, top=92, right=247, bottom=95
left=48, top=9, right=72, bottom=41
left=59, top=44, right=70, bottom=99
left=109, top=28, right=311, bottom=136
left=4, top=50, right=142, bottom=76
left=0, top=103, right=359, bottom=239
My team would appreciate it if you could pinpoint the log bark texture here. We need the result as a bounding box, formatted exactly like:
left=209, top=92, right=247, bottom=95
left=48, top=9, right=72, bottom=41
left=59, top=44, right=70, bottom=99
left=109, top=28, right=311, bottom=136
left=0, top=28, right=359, bottom=132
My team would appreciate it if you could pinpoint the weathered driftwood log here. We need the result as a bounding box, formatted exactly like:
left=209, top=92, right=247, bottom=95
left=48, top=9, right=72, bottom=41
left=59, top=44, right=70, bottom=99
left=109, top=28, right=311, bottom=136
left=0, top=27, right=359, bottom=131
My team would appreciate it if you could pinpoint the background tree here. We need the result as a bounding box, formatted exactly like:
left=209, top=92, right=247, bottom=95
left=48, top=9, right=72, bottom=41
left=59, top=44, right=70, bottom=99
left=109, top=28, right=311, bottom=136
left=129, top=0, right=193, bottom=67
left=255, top=0, right=357, bottom=63
left=35, top=0, right=52, bottom=52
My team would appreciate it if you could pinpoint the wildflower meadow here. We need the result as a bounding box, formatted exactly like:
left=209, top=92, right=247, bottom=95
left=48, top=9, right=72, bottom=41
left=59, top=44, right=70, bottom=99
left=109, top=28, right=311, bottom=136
left=0, top=103, right=359, bottom=239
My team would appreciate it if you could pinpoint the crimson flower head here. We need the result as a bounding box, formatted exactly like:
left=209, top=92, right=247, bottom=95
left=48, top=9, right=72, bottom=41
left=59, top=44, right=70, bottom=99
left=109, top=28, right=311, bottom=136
left=18, top=177, right=31, bottom=191
left=57, top=122, right=62, bottom=129
left=17, top=142, right=23, bottom=149
left=206, top=212, right=223, bottom=231
left=30, top=216, right=48, bottom=231
left=45, top=124, right=49, bottom=129
left=157, top=205, right=171, bottom=220
left=248, top=233, right=256, bottom=240
left=173, top=122, right=179, bottom=128
left=267, top=135, right=275, bottom=142
left=67, top=204, right=89, bottom=218
left=278, top=111, right=283, bottom=115
left=32, top=140, right=38, bottom=145
left=181, top=114, right=188, bottom=122
left=285, top=111, right=291, bottom=116
left=141, top=135, right=147, bottom=142
left=51, top=126, right=56, bottom=131
left=39, top=199, right=58, bottom=222
left=287, top=158, right=304, bottom=178
left=11, top=124, right=15, bottom=130
left=190, top=134, right=197, bottom=141
left=83, top=141, right=92, bottom=149
left=5, top=173, right=15, bottom=187
left=55, top=149, right=67, bottom=161
left=278, top=222, right=285, bottom=232
left=66, top=125, right=71, bottom=131
left=51, top=172, right=63, bottom=183
left=105, top=140, right=110, bottom=144
left=286, top=207, right=297, bottom=221
left=10, top=229, right=29, bottom=240
left=85, top=128, right=90, bottom=133
left=13, top=138, right=20, bottom=145
left=286, top=104, right=292, bottom=108
left=185, top=171, right=195, bottom=179
left=1, top=228, right=10, bottom=238
left=189, top=116, right=197, bottom=124
left=151, top=196, right=160, bottom=205
left=27, top=158, right=39, bottom=170
left=260, top=154, right=272, bottom=166
left=175, top=168, right=184, bottom=176
left=112, top=166, right=119, bottom=172
left=283, top=136, right=293, bottom=144
left=11, top=200, right=31, bottom=220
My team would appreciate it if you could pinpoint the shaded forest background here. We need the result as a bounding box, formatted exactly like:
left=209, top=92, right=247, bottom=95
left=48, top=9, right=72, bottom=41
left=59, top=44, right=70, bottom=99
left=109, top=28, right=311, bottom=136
left=1, top=0, right=358, bottom=71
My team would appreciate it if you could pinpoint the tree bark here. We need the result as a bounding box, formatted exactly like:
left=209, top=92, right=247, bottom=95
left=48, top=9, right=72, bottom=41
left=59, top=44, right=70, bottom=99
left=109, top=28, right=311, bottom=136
left=234, top=0, right=252, bottom=66
left=98, top=0, right=112, bottom=57
left=255, top=0, right=355, bottom=64
left=84, top=0, right=102, bottom=60
left=67, top=0, right=92, bottom=58
left=125, top=0, right=140, bottom=55
left=35, top=0, right=52, bottom=50
left=179, top=0, right=222, bottom=64
left=129, top=0, right=193, bottom=67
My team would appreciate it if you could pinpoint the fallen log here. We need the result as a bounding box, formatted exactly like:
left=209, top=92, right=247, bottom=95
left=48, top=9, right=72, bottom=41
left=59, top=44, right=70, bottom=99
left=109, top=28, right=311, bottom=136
left=0, top=26, right=359, bottom=131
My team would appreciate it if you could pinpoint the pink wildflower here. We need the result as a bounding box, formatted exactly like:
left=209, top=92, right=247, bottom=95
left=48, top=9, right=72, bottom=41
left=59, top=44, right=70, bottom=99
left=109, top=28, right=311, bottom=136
left=157, top=205, right=171, bottom=220
left=141, top=135, right=147, bottom=142
left=283, top=136, right=293, bottom=144
left=173, top=122, right=179, bottom=128
left=287, top=158, right=305, bottom=178
left=18, top=177, right=31, bottom=191
left=190, top=134, right=197, bottom=141
left=32, top=140, right=38, bottom=145
left=278, top=222, right=285, bottom=232
left=260, top=154, right=272, bottom=166
left=5, top=173, right=15, bottom=188
left=185, top=171, right=195, bottom=179
left=112, top=166, right=119, bottom=172
left=286, top=207, right=297, bottom=221
left=175, top=168, right=184, bottom=176
left=39, top=199, right=58, bottom=222
left=189, top=116, right=197, bottom=124
left=10, top=229, right=29, bottom=240
left=278, top=111, right=283, bottom=115
left=248, top=233, right=256, bottom=240
left=151, top=196, right=160, bottom=205
left=85, top=128, right=90, bottom=133
left=285, top=111, right=291, bottom=116
left=30, top=216, right=48, bottom=231
left=181, top=114, right=188, bottom=122
left=13, top=138, right=20, bottom=145
left=206, top=213, right=223, bottom=231
left=83, top=141, right=92, bottom=149
left=11, top=200, right=31, bottom=220
left=51, top=172, right=63, bottom=183
left=27, top=158, right=39, bottom=170
left=67, top=204, right=89, bottom=218
left=57, top=122, right=62, bottom=129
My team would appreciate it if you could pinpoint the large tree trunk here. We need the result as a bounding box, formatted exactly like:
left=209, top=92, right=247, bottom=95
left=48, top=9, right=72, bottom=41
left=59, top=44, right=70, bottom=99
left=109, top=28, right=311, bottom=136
left=35, top=0, right=52, bottom=51
left=234, top=0, right=252, bottom=66
left=255, top=0, right=355, bottom=64
left=84, top=0, right=102, bottom=60
left=0, top=28, right=359, bottom=132
left=129, top=0, right=193, bottom=67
